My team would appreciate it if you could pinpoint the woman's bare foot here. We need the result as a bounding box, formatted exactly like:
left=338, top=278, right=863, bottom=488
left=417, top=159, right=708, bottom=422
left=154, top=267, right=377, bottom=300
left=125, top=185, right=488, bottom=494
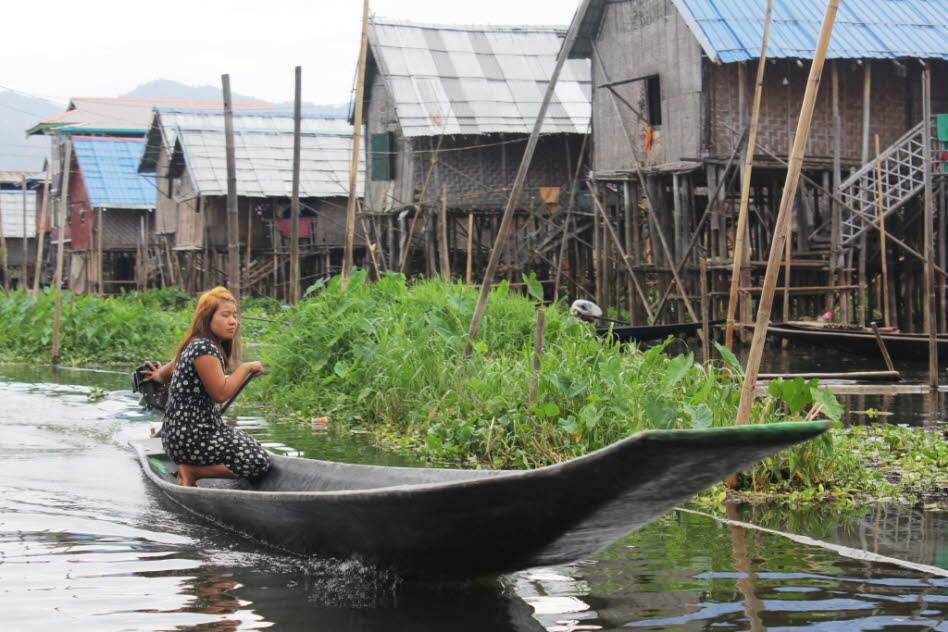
left=175, top=463, right=236, bottom=487
left=177, top=464, right=199, bottom=487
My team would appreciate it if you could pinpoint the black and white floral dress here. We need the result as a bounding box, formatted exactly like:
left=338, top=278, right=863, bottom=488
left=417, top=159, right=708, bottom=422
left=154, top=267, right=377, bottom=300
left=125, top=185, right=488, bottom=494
left=161, top=337, right=270, bottom=480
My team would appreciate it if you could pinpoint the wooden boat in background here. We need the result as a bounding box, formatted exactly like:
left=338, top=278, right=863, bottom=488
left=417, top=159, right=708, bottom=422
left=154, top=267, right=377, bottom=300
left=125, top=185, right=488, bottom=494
left=597, top=320, right=724, bottom=344
left=768, top=323, right=948, bottom=360
left=134, top=421, right=827, bottom=578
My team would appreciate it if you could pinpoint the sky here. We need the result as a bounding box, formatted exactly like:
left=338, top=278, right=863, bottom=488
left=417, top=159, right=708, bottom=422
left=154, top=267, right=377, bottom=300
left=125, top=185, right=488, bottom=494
left=4, top=0, right=582, bottom=108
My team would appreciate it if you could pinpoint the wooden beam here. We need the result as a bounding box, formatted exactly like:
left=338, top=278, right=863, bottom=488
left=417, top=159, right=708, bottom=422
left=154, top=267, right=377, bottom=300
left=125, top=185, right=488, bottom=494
left=921, top=64, right=938, bottom=387
left=32, top=156, right=51, bottom=298
left=465, top=2, right=587, bottom=352
left=874, top=135, right=892, bottom=328
left=222, top=74, right=240, bottom=299
left=51, top=140, right=72, bottom=364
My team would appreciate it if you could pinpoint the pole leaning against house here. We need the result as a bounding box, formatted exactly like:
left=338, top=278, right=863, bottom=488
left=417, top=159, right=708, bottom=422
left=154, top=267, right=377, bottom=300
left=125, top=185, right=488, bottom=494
left=466, top=0, right=590, bottom=352
left=735, top=0, right=840, bottom=426
left=724, top=0, right=774, bottom=350
left=343, top=0, right=370, bottom=290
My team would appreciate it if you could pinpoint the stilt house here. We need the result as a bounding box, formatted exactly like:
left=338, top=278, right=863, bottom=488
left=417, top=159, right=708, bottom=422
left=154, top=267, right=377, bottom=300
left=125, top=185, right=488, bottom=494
left=26, top=98, right=269, bottom=291
left=67, top=137, right=156, bottom=293
left=567, top=0, right=947, bottom=330
left=362, top=18, right=591, bottom=279
left=147, top=111, right=363, bottom=297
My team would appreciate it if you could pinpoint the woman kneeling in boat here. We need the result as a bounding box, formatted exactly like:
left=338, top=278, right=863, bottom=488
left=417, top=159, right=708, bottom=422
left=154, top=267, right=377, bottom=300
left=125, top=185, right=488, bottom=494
left=143, top=287, right=270, bottom=487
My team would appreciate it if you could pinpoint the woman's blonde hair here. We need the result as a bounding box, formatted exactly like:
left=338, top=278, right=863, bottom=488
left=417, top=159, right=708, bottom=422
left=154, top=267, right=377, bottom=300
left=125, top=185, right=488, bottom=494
left=175, top=287, right=237, bottom=368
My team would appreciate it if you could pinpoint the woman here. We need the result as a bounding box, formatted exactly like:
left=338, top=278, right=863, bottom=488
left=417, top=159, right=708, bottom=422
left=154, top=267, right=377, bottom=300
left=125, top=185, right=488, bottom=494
left=143, top=287, right=270, bottom=487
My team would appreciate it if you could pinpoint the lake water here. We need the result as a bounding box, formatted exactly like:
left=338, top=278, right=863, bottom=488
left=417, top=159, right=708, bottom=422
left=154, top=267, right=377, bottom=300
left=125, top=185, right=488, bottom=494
left=0, top=362, right=945, bottom=631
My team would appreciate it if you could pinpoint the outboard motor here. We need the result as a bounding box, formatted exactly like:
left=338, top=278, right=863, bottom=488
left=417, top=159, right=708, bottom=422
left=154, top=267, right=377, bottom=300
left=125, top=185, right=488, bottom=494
left=131, top=363, right=169, bottom=411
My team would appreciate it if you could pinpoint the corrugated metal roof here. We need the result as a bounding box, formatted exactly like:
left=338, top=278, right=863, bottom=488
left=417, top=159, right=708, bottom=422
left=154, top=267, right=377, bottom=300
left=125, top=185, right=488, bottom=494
left=569, top=0, right=948, bottom=62
left=0, top=171, right=39, bottom=185
left=172, top=127, right=364, bottom=198
left=369, top=18, right=591, bottom=137
left=139, top=109, right=354, bottom=173
left=72, top=138, right=156, bottom=209
left=0, top=190, right=37, bottom=238
left=27, top=98, right=273, bottom=137
left=670, top=0, right=948, bottom=63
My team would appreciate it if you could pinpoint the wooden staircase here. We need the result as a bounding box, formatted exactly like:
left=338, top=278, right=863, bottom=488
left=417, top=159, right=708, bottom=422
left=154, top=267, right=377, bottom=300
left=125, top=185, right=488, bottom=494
left=837, top=115, right=943, bottom=247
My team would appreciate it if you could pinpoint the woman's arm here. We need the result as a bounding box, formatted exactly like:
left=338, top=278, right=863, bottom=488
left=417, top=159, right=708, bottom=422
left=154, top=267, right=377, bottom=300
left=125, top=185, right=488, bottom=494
left=143, top=359, right=176, bottom=385
left=194, top=356, right=265, bottom=403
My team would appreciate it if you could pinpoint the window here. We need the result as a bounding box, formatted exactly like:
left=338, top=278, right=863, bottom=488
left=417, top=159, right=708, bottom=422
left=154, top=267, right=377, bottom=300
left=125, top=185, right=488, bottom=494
left=645, top=75, right=662, bottom=126
left=370, top=132, right=396, bottom=181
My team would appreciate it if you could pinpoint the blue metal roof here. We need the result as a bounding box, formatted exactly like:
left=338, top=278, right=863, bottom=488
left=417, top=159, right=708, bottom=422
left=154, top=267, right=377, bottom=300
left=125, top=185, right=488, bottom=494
left=72, top=138, right=155, bottom=209
left=671, top=0, right=948, bottom=63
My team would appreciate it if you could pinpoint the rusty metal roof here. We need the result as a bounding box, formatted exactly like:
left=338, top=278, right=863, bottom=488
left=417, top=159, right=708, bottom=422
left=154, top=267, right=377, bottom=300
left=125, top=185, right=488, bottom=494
left=369, top=18, right=590, bottom=137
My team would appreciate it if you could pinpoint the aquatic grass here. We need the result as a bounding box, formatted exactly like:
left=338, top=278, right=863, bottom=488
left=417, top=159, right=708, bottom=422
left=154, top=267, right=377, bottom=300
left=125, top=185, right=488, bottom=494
left=0, top=287, right=283, bottom=364
left=256, top=273, right=831, bottom=470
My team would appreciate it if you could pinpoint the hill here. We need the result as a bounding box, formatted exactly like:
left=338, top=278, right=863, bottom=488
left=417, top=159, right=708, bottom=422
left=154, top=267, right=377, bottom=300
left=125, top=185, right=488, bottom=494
left=0, top=90, right=62, bottom=172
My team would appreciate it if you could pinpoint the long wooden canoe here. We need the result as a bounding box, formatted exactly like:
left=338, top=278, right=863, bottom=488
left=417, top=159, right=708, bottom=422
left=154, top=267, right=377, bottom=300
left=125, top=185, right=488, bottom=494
left=597, top=320, right=724, bottom=344
left=133, top=421, right=827, bottom=578
left=768, top=323, right=948, bottom=360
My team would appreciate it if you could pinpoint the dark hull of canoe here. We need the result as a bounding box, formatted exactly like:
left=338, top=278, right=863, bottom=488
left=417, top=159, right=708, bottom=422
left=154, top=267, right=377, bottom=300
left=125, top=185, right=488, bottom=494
left=133, top=421, right=827, bottom=578
left=597, top=320, right=723, bottom=343
left=768, top=324, right=948, bottom=360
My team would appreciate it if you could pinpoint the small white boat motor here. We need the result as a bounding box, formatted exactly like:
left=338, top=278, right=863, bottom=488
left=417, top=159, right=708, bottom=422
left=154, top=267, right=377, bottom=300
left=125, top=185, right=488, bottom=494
left=569, top=299, right=603, bottom=321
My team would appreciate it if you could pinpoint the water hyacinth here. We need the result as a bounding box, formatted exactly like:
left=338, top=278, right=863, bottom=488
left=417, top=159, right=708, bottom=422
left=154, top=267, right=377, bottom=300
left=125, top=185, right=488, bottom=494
left=257, top=271, right=819, bottom=469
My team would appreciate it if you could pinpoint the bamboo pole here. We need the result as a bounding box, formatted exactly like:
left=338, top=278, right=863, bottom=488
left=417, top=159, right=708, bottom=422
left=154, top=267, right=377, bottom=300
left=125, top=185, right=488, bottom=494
left=725, top=0, right=774, bottom=350
left=466, top=3, right=586, bottom=352
left=0, top=181, right=8, bottom=294
left=400, top=134, right=445, bottom=273
left=342, top=0, right=369, bottom=290
left=465, top=213, right=474, bottom=285
left=290, top=65, right=302, bottom=303
left=222, top=74, right=241, bottom=300
left=700, top=257, right=710, bottom=363
left=20, top=177, right=29, bottom=291
left=438, top=184, right=451, bottom=278
left=874, top=135, right=892, bottom=329
left=920, top=65, right=938, bottom=388
left=735, top=0, right=839, bottom=427
left=52, top=140, right=72, bottom=365
left=528, top=309, right=546, bottom=406
left=32, top=157, right=51, bottom=298
left=358, top=201, right=381, bottom=279
left=97, top=208, right=104, bottom=295
left=782, top=137, right=793, bottom=336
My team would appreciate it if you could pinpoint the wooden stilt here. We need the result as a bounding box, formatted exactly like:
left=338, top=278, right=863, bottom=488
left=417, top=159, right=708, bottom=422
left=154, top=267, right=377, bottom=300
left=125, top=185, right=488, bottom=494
left=466, top=213, right=474, bottom=285
left=32, top=157, right=52, bottom=298
left=874, top=135, right=892, bottom=329
left=438, top=184, right=451, bottom=278
left=920, top=65, right=938, bottom=387
left=289, top=65, right=302, bottom=303
left=528, top=309, right=546, bottom=406
left=52, top=140, right=72, bottom=365
left=700, top=257, right=710, bottom=363
left=735, top=0, right=839, bottom=427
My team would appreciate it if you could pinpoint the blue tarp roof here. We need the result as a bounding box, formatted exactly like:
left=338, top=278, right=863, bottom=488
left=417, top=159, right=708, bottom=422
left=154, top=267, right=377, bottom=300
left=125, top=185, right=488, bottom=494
left=670, top=0, right=948, bottom=63
left=72, top=138, right=155, bottom=209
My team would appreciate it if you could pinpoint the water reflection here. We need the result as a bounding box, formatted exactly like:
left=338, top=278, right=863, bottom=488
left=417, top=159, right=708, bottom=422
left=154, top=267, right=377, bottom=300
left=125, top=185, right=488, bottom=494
left=1, top=364, right=946, bottom=631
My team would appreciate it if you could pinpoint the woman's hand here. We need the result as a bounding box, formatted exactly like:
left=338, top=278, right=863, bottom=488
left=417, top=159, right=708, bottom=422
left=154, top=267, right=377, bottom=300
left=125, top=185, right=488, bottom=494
left=142, top=360, right=175, bottom=385
left=241, top=361, right=265, bottom=376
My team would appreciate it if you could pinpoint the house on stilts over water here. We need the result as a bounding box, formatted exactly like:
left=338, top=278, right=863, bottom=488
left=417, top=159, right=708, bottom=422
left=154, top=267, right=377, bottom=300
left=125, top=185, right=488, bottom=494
left=26, top=98, right=271, bottom=292
left=139, top=109, right=364, bottom=298
left=361, top=18, right=591, bottom=283
left=565, top=0, right=947, bottom=332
